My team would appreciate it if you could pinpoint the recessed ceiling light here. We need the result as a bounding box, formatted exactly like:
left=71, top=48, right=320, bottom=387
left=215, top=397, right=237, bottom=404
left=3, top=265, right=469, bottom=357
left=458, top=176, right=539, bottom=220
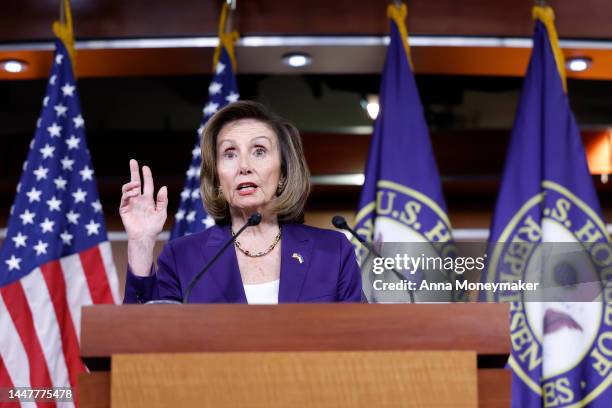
left=566, top=56, right=592, bottom=72
left=282, top=53, right=312, bottom=68
left=1, top=59, right=27, bottom=73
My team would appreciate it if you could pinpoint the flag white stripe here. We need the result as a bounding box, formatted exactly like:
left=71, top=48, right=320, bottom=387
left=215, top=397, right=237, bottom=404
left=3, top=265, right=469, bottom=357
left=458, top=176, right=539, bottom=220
left=0, top=293, right=36, bottom=408
left=60, top=253, right=93, bottom=339
left=20, top=269, right=74, bottom=408
left=99, top=241, right=120, bottom=304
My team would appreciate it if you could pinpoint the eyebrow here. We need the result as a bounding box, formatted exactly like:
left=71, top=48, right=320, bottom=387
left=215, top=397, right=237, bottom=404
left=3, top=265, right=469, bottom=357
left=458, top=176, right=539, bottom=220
left=218, top=135, right=272, bottom=146
left=251, top=136, right=272, bottom=143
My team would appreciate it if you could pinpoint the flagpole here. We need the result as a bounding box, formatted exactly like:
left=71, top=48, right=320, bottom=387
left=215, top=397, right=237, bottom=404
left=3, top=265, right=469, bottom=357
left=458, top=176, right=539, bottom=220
left=225, top=0, right=236, bottom=33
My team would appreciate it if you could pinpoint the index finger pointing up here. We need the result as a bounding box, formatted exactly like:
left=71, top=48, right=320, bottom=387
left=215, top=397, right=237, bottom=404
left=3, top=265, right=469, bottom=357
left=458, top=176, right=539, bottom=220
left=129, top=159, right=141, bottom=184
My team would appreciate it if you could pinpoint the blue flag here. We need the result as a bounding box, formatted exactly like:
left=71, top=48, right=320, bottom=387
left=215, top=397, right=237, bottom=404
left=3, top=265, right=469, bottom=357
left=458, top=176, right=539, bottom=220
left=170, top=46, right=239, bottom=239
left=483, top=6, right=612, bottom=407
left=353, top=4, right=455, bottom=302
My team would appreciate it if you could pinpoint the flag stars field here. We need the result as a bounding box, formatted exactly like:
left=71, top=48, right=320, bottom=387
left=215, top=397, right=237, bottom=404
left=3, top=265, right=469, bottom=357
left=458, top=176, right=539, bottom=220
left=209, top=81, right=223, bottom=95
left=91, top=200, right=102, bottom=213
left=73, top=114, right=84, bottom=128
left=54, top=176, right=67, bottom=190
left=54, top=103, right=67, bottom=117
left=66, top=135, right=80, bottom=150
left=12, top=232, right=28, bottom=248
left=47, top=122, right=62, bottom=137
left=46, top=196, right=62, bottom=211
left=181, top=188, right=191, bottom=200
left=33, top=241, right=48, bottom=256
left=171, top=47, right=238, bottom=239
left=79, top=166, right=94, bottom=181
left=85, top=220, right=101, bottom=236
left=202, top=216, right=215, bottom=228
left=186, top=211, right=196, bottom=223
left=216, top=62, right=225, bottom=74
left=40, top=144, right=55, bottom=158
left=26, top=187, right=42, bottom=203
left=226, top=92, right=239, bottom=103
left=59, top=230, right=73, bottom=245
left=61, top=156, right=75, bottom=171
left=19, top=209, right=35, bottom=225
left=66, top=210, right=80, bottom=225
left=61, top=83, right=75, bottom=97
left=5, top=255, right=21, bottom=271
left=203, top=102, right=219, bottom=116
left=72, top=188, right=87, bottom=203
left=186, top=167, right=199, bottom=179
left=40, top=217, right=55, bottom=233
left=33, top=165, right=49, bottom=181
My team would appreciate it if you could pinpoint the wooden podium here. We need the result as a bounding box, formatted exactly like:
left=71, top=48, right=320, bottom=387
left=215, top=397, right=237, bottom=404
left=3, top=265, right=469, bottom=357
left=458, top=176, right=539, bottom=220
left=79, top=304, right=510, bottom=407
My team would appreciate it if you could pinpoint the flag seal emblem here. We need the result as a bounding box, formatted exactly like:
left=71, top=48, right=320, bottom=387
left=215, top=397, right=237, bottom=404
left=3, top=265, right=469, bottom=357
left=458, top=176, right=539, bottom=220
left=353, top=179, right=454, bottom=264
left=354, top=179, right=459, bottom=302
left=485, top=180, right=612, bottom=406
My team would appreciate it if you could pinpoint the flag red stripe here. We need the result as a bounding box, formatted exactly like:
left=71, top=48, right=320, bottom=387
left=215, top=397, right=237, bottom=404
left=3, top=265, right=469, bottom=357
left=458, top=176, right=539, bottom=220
left=0, top=358, right=21, bottom=408
left=40, top=260, right=86, bottom=388
left=0, top=283, right=56, bottom=408
left=0, top=358, right=20, bottom=408
left=0, top=356, right=14, bottom=386
left=79, top=246, right=113, bottom=304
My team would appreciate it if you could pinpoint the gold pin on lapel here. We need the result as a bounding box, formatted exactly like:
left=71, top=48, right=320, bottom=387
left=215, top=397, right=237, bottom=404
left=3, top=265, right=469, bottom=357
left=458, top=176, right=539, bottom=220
left=292, top=252, right=304, bottom=264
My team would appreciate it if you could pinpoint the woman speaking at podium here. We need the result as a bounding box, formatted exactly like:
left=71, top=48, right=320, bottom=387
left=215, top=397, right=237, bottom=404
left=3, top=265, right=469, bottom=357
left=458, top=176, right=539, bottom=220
left=120, top=101, right=362, bottom=304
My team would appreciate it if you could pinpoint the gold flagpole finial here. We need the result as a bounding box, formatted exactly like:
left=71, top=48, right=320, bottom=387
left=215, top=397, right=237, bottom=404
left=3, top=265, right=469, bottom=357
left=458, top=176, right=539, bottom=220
left=52, top=0, right=76, bottom=66
left=213, top=2, right=239, bottom=72
left=532, top=4, right=567, bottom=92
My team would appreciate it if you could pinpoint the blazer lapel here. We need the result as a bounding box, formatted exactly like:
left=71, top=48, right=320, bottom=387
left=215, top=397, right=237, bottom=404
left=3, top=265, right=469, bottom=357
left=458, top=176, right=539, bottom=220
left=278, top=223, right=313, bottom=303
left=203, top=225, right=247, bottom=303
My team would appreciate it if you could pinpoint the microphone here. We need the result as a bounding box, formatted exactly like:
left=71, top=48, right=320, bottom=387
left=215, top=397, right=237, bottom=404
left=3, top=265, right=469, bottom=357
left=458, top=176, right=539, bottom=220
left=182, top=212, right=262, bottom=303
left=332, top=215, right=414, bottom=303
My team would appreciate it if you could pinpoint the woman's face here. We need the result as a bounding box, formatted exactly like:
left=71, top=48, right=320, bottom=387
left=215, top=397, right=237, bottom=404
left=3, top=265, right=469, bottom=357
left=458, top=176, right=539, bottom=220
left=216, top=119, right=282, bottom=215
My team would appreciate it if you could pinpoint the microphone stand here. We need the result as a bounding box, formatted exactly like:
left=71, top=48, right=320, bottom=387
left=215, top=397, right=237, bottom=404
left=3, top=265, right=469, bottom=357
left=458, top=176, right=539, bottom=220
left=182, top=213, right=261, bottom=304
left=332, top=215, right=415, bottom=303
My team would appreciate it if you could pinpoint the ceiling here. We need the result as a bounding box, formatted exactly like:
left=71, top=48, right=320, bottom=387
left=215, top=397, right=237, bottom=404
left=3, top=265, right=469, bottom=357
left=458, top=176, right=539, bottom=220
left=2, top=0, right=612, bottom=79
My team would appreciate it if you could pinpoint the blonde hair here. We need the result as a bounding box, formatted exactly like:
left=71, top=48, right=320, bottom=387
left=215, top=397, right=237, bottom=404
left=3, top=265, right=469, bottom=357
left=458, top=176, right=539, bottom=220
left=200, top=101, right=311, bottom=223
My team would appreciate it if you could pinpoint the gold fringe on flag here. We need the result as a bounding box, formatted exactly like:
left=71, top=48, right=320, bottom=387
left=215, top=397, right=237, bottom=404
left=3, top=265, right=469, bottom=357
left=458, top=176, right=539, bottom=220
left=52, top=0, right=76, bottom=67
left=533, top=5, right=568, bottom=92
left=387, top=2, right=414, bottom=71
left=212, top=2, right=239, bottom=72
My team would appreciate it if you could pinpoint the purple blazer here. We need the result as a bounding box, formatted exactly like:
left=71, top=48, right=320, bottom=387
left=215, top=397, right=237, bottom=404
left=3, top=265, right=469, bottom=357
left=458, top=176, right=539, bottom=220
left=123, top=222, right=362, bottom=303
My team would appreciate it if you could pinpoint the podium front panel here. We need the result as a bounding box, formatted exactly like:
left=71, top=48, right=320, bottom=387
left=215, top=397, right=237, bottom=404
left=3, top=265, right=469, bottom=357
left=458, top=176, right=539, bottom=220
left=111, top=351, right=478, bottom=408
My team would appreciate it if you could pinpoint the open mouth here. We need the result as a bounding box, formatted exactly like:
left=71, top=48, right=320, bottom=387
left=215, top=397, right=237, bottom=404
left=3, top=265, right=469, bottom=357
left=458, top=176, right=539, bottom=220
left=543, top=308, right=582, bottom=335
left=236, top=182, right=258, bottom=195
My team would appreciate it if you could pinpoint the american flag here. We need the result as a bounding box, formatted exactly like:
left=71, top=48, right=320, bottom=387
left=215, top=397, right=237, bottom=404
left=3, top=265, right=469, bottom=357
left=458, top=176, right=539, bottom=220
left=170, top=46, right=239, bottom=239
left=0, top=39, right=119, bottom=404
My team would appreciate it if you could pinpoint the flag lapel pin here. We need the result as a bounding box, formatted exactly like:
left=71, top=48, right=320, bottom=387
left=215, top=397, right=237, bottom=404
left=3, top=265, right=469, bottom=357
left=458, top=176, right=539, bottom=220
left=292, top=253, right=304, bottom=264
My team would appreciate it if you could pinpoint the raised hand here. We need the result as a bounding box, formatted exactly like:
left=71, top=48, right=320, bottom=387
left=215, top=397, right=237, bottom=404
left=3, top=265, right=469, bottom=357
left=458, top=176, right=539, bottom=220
left=119, top=159, right=168, bottom=276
